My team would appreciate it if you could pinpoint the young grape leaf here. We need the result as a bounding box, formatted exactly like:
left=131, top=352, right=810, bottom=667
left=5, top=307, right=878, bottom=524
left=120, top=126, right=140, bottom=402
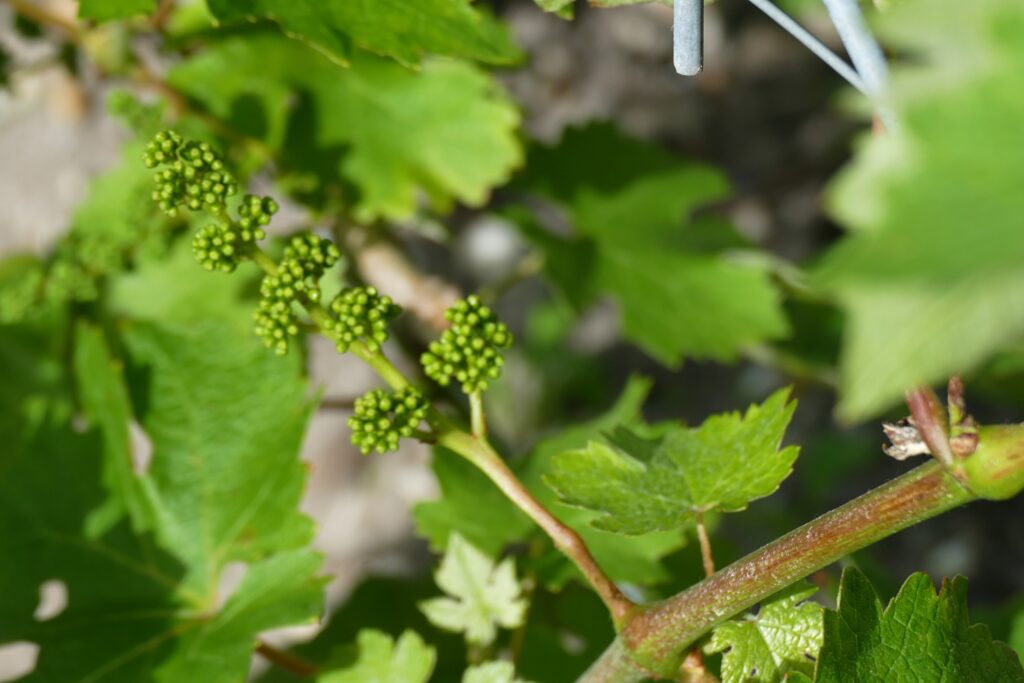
left=318, top=630, right=436, bottom=683
left=818, top=0, right=1024, bottom=420
left=170, top=33, right=521, bottom=223
left=419, top=533, right=527, bottom=646
left=517, top=376, right=689, bottom=587
left=513, top=123, right=787, bottom=367
left=414, top=449, right=534, bottom=556
left=79, top=0, right=154, bottom=22
left=706, top=582, right=823, bottom=683
left=206, top=0, right=520, bottom=68
left=0, top=322, right=324, bottom=681
left=463, top=661, right=534, bottom=683
left=808, top=569, right=1024, bottom=682
left=545, top=387, right=799, bottom=534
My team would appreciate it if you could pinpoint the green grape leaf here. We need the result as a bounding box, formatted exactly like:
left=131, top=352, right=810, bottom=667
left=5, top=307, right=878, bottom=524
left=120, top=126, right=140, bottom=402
left=818, top=0, right=1024, bottom=420
left=78, top=0, right=155, bottom=22
left=519, top=376, right=688, bottom=587
left=463, top=661, right=533, bottom=683
left=170, top=33, right=521, bottom=223
left=0, top=322, right=324, bottom=681
left=414, top=449, right=534, bottom=556
left=706, top=582, right=823, bottom=683
left=514, top=123, right=787, bottom=366
left=545, top=387, right=798, bottom=534
left=419, top=533, right=527, bottom=646
left=206, top=0, right=519, bottom=67
left=318, top=630, right=436, bottom=683
left=811, top=569, right=1024, bottom=682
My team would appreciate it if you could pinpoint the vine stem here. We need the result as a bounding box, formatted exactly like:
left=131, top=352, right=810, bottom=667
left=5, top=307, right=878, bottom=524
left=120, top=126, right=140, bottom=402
left=694, top=512, right=714, bottom=578
left=469, top=391, right=487, bottom=439
left=438, top=429, right=636, bottom=626
left=255, top=641, right=317, bottom=678
left=581, top=460, right=976, bottom=682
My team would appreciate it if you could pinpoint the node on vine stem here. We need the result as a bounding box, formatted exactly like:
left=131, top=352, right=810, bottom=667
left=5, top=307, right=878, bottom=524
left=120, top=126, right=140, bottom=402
left=348, top=387, right=431, bottom=455
left=421, top=295, right=513, bottom=394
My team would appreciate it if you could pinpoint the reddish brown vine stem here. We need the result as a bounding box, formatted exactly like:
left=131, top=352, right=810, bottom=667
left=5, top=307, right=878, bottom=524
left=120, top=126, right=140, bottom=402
left=255, top=642, right=318, bottom=678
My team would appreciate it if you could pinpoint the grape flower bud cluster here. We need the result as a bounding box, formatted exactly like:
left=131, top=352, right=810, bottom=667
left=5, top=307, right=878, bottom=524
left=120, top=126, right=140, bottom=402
left=254, top=233, right=341, bottom=355
left=421, top=296, right=512, bottom=394
left=348, top=387, right=430, bottom=455
left=144, top=130, right=237, bottom=217
left=326, top=286, right=401, bottom=354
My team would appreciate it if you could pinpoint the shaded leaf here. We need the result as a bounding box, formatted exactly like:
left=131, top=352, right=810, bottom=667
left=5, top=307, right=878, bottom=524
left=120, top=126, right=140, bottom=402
left=79, top=0, right=155, bottom=22
left=514, top=124, right=787, bottom=366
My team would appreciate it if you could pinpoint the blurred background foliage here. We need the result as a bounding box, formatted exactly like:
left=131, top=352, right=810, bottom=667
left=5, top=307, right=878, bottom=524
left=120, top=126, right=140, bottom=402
left=1, top=0, right=1023, bottom=680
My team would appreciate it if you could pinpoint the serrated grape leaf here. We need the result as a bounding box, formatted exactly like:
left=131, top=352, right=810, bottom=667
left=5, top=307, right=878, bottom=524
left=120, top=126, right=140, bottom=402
left=513, top=123, right=787, bottom=366
left=463, top=661, right=533, bottom=683
left=518, top=377, right=688, bottom=587
left=545, top=387, right=799, bottom=534
left=318, top=630, right=436, bottom=683
left=413, top=449, right=534, bottom=556
left=809, top=569, right=1024, bottom=682
left=817, top=0, right=1024, bottom=420
left=707, top=582, right=823, bottom=683
left=78, top=0, right=155, bottom=22
left=419, top=533, right=527, bottom=646
left=170, top=33, right=521, bottom=222
left=0, top=322, right=324, bottom=681
left=206, top=0, right=519, bottom=68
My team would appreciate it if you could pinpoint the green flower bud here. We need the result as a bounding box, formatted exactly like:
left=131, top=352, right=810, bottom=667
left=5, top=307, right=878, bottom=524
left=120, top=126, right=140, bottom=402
left=327, top=286, right=401, bottom=353
left=348, top=387, right=430, bottom=455
left=421, top=295, right=512, bottom=394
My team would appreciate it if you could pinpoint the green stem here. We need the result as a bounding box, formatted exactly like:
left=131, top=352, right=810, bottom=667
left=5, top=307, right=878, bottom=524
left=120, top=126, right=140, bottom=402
left=469, top=391, right=487, bottom=439
left=582, top=461, right=975, bottom=682
left=437, top=429, right=636, bottom=626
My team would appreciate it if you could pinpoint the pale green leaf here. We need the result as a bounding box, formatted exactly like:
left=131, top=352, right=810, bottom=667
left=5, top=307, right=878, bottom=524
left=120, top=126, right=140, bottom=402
left=515, top=123, right=787, bottom=366
left=418, top=533, right=527, bottom=646
left=819, top=0, right=1024, bottom=420
left=463, top=661, right=533, bottom=683
left=207, top=0, right=520, bottom=67
left=319, top=630, right=436, bottom=683
left=812, top=569, right=1024, bottom=682
left=170, top=33, right=521, bottom=223
left=79, top=0, right=155, bottom=22
left=545, top=388, right=799, bottom=534
left=707, top=582, right=823, bottom=683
